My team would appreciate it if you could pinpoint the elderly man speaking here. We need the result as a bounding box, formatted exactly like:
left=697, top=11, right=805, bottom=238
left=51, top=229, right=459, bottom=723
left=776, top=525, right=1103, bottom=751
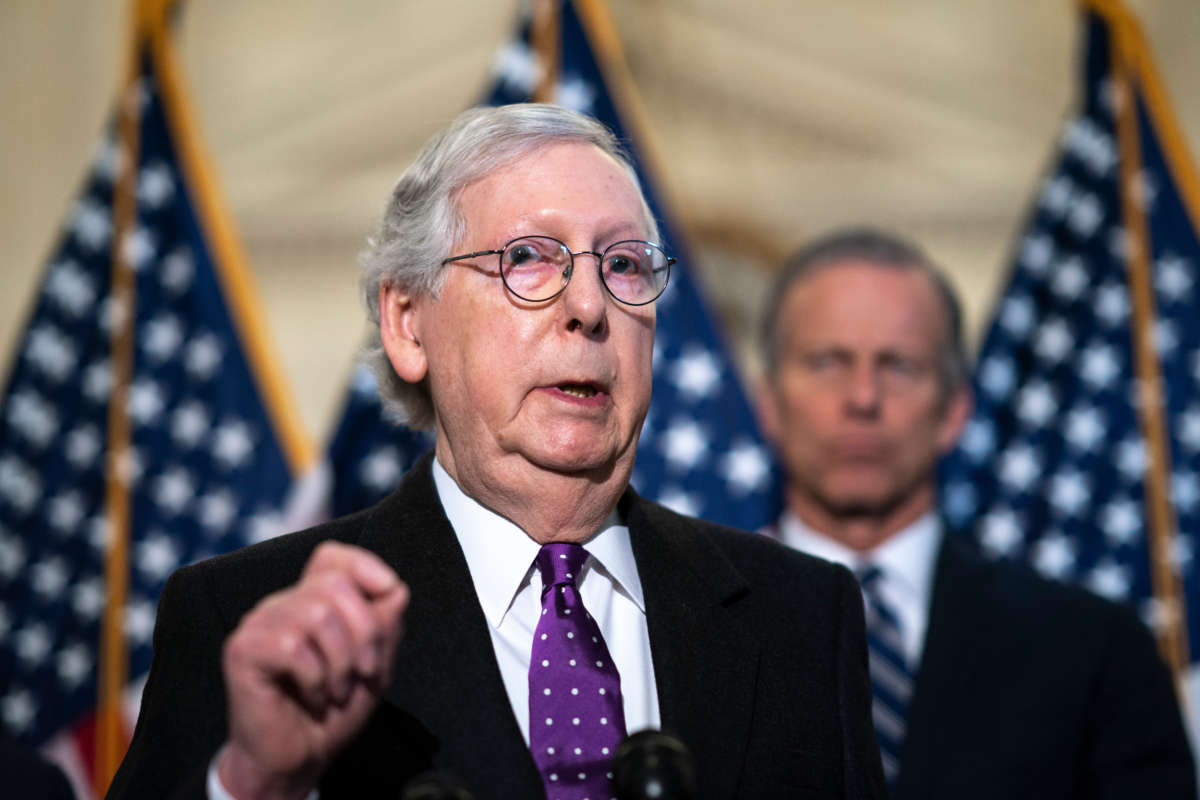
left=107, top=105, right=883, bottom=800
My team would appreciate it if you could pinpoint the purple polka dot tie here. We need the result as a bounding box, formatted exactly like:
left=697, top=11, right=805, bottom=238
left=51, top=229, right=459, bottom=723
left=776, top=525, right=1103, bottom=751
left=529, top=543, right=627, bottom=800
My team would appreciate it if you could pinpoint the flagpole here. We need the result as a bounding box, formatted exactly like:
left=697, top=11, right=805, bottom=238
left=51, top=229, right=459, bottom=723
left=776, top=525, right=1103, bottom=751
left=95, top=0, right=156, bottom=791
left=532, top=0, right=560, bottom=103
left=1103, top=0, right=1190, bottom=678
left=94, top=2, right=317, bottom=789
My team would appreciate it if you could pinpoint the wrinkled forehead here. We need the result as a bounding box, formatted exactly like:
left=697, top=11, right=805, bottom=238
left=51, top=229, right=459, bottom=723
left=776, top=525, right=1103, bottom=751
left=452, top=142, right=659, bottom=244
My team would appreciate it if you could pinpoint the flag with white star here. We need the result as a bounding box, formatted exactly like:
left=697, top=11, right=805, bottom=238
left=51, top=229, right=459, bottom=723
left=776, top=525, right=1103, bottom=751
left=326, top=0, right=781, bottom=528
left=939, top=0, right=1200, bottom=692
left=0, top=25, right=308, bottom=793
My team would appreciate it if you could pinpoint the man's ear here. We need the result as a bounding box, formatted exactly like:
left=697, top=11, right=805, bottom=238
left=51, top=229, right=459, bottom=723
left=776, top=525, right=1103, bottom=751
left=937, top=386, right=973, bottom=455
left=378, top=282, right=428, bottom=384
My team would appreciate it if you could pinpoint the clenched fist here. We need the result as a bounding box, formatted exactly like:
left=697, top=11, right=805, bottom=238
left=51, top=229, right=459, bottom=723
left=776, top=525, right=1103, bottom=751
left=216, top=541, right=409, bottom=800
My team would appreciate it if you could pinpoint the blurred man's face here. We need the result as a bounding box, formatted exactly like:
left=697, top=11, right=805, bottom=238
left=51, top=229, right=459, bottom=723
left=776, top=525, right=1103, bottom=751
left=761, top=262, right=969, bottom=533
left=395, top=141, right=656, bottom=491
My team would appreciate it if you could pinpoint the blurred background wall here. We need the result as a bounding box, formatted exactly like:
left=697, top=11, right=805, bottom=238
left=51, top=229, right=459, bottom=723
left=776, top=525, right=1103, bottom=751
left=3, top=0, right=1199, bottom=441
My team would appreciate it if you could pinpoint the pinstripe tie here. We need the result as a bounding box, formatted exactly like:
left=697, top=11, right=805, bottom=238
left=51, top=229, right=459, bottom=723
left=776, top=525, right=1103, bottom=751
left=857, top=565, right=913, bottom=792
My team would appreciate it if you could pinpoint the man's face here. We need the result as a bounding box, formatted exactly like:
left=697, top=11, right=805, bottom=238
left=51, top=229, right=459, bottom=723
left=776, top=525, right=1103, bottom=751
left=393, top=142, right=656, bottom=490
left=761, top=261, right=969, bottom=526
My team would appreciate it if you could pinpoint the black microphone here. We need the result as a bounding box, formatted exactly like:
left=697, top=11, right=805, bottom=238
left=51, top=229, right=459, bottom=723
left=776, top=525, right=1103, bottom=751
left=612, top=729, right=697, bottom=800
left=399, top=771, right=474, bottom=800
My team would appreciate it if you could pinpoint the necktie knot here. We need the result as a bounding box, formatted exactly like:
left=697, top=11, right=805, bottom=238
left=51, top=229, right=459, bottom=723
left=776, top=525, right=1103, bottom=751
left=855, top=563, right=903, bottom=639
left=536, top=542, right=588, bottom=590
left=856, top=563, right=884, bottom=593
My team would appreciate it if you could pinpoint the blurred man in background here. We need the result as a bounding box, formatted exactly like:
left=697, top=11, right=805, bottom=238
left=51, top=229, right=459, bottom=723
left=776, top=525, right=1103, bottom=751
left=758, top=227, right=1195, bottom=799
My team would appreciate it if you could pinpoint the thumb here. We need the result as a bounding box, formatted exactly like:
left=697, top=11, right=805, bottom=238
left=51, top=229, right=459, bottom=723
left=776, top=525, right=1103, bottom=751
left=377, top=581, right=409, bottom=626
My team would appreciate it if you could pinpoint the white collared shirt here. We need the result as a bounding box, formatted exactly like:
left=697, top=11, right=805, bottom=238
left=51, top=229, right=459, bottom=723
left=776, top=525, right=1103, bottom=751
left=433, top=458, right=661, bottom=742
left=776, top=510, right=941, bottom=668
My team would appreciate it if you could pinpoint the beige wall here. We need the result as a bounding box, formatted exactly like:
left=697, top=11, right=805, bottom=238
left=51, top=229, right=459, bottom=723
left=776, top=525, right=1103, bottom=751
left=3, top=0, right=1199, bottom=443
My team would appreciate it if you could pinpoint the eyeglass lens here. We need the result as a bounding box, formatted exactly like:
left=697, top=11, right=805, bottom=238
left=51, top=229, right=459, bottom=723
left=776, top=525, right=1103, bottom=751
left=500, top=236, right=669, bottom=304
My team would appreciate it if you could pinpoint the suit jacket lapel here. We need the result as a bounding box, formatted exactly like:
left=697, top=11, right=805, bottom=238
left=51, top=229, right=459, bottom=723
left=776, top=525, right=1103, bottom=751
left=334, top=454, right=542, bottom=798
left=897, top=535, right=988, bottom=800
left=625, top=492, right=761, bottom=799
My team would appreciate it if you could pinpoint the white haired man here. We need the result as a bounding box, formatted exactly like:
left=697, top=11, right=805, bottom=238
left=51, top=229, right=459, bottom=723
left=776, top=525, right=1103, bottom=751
left=108, top=106, right=885, bottom=800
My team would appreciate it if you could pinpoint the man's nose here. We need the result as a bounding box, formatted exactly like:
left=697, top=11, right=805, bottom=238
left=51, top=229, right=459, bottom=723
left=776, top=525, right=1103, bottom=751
left=561, top=252, right=608, bottom=334
left=844, top=364, right=882, bottom=416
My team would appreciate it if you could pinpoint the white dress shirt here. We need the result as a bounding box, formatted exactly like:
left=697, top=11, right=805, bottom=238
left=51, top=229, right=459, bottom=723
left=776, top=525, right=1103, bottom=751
left=775, top=510, right=941, bottom=668
left=433, top=458, right=661, bottom=742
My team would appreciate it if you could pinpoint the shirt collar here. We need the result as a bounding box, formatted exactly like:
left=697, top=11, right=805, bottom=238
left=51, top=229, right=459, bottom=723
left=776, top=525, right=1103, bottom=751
left=777, top=509, right=941, bottom=605
left=431, top=458, right=645, bottom=630
left=583, top=520, right=645, bottom=612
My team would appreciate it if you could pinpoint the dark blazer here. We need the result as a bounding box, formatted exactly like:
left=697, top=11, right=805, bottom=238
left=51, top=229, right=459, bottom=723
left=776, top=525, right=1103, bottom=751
left=108, top=455, right=885, bottom=800
left=1, top=730, right=77, bottom=800
left=896, top=535, right=1195, bottom=799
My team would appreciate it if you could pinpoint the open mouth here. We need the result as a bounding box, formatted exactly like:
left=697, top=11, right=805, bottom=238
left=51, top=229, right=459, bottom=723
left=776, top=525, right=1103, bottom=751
left=558, top=383, right=599, bottom=399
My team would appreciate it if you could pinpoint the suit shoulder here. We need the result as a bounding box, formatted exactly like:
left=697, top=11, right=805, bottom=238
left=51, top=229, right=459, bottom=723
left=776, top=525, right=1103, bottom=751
left=631, top=495, right=855, bottom=589
left=942, top=537, right=1148, bottom=640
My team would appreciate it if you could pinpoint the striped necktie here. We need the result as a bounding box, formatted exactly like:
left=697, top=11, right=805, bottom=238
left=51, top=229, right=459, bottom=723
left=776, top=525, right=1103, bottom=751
left=857, top=565, right=913, bottom=791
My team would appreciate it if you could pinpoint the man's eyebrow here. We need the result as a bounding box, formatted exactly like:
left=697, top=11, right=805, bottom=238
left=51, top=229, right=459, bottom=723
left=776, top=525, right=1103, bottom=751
left=790, top=343, right=851, bottom=361
left=549, top=216, right=645, bottom=240
left=794, top=341, right=848, bottom=352
left=875, top=348, right=931, bottom=365
left=594, top=221, right=644, bottom=242
left=496, top=220, right=644, bottom=247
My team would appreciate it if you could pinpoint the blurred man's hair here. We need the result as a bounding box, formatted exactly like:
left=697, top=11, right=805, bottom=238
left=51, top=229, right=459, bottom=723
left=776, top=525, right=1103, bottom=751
left=760, top=227, right=968, bottom=397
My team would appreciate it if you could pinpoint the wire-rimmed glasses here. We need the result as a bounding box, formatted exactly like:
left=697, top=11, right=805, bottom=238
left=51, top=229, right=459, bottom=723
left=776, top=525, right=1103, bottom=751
left=441, top=235, right=673, bottom=306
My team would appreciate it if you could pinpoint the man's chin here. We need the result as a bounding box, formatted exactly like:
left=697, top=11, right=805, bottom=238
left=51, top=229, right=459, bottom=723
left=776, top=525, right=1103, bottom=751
left=521, top=444, right=626, bottom=481
left=516, top=424, right=640, bottom=478
left=828, top=503, right=894, bottom=521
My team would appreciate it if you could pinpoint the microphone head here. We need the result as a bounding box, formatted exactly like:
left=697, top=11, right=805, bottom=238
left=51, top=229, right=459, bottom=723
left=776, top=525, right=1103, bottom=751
left=399, top=771, right=474, bottom=800
left=612, top=729, right=697, bottom=800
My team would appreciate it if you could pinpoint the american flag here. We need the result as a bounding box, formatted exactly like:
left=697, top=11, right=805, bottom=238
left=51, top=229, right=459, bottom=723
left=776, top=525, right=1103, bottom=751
left=938, top=0, right=1200, bottom=718
left=327, top=0, right=782, bottom=530
left=0, top=29, right=308, bottom=796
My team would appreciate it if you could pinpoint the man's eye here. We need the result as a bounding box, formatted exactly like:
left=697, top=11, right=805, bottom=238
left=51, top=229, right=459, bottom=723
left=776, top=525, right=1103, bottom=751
left=882, top=356, right=922, bottom=376
left=508, top=245, right=538, bottom=265
left=803, top=353, right=839, bottom=370
left=607, top=255, right=641, bottom=275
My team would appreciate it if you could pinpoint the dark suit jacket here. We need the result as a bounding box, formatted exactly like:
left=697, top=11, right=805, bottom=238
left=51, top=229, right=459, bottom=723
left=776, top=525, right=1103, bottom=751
left=1, top=730, right=77, bottom=800
left=107, top=456, right=885, bottom=799
left=896, top=535, right=1195, bottom=800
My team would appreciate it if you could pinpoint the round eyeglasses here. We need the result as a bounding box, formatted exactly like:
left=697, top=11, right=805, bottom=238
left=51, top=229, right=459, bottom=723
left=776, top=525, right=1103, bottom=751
left=441, top=235, right=674, bottom=306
